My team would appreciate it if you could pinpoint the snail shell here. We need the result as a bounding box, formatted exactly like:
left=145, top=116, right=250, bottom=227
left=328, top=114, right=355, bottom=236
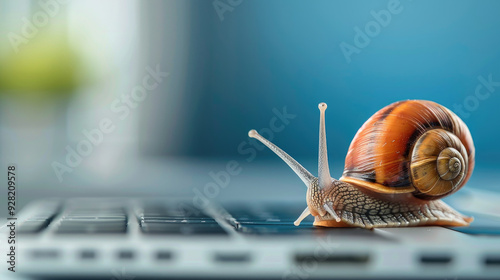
left=341, top=100, right=475, bottom=200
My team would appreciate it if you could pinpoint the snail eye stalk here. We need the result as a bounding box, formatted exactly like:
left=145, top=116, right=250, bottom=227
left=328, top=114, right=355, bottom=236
left=318, top=102, right=332, bottom=190
left=248, top=129, right=314, bottom=188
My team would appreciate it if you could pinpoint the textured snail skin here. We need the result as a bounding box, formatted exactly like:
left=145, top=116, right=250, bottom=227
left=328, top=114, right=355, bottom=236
left=307, top=178, right=472, bottom=228
left=248, top=100, right=474, bottom=228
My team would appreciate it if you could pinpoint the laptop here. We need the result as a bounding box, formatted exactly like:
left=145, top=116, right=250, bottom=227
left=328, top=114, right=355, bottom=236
left=2, top=176, right=500, bottom=279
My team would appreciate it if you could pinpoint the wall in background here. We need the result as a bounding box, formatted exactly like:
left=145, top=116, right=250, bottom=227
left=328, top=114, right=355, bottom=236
left=140, top=0, right=500, bottom=168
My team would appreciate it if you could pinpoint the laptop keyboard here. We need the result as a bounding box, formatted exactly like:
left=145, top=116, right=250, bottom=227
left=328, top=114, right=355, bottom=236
left=18, top=200, right=499, bottom=237
left=11, top=199, right=500, bottom=279
left=16, top=201, right=317, bottom=236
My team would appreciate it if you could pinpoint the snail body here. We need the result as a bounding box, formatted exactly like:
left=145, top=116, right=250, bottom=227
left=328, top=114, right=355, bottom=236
left=248, top=100, right=475, bottom=228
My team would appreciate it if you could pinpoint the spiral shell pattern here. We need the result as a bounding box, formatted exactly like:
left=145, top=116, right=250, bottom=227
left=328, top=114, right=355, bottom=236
left=340, top=100, right=475, bottom=200
left=410, top=129, right=468, bottom=198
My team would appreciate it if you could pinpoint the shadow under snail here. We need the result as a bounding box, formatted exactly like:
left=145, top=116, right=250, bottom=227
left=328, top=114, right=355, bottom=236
left=248, top=100, right=475, bottom=228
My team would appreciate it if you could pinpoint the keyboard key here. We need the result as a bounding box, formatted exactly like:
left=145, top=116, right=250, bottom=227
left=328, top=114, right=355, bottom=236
left=17, top=220, right=50, bottom=234
left=225, top=204, right=314, bottom=227
left=117, top=250, right=135, bottom=260
left=18, top=203, right=61, bottom=234
left=237, top=224, right=318, bottom=235
left=80, top=250, right=97, bottom=260
left=65, top=210, right=126, bottom=216
left=139, top=218, right=217, bottom=227
left=137, top=204, right=211, bottom=219
left=56, top=222, right=127, bottom=234
left=63, top=216, right=127, bottom=221
left=56, top=205, right=128, bottom=234
left=136, top=202, right=215, bottom=228
left=141, top=223, right=227, bottom=235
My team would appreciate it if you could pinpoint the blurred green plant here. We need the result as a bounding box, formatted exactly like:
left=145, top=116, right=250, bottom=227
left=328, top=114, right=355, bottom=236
left=0, top=29, right=81, bottom=102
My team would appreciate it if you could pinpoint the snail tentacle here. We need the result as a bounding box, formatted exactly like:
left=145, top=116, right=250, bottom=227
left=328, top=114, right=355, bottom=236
left=293, top=207, right=311, bottom=226
left=248, top=129, right=315, bottom=187
left=323, top=202, right=341, bottom=222
left=318, top=102, right=333, bottom=190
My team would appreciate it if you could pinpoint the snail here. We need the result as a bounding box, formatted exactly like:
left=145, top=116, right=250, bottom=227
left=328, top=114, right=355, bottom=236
left=248, top=100, right=475, bottom=228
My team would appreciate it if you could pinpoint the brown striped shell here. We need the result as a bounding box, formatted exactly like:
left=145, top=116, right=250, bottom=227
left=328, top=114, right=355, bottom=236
left=339, top=100, right=475, bottom=200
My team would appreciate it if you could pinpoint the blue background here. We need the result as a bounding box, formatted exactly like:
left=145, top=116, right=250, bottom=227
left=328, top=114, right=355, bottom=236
left=0, top=0, right=498, bottom=204
left=174, top=0, right=499, bottom=170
